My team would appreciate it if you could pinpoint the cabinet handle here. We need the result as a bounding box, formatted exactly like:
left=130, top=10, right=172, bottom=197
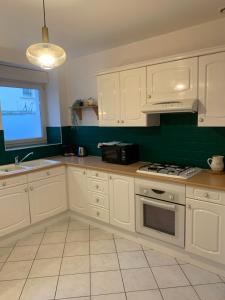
left=96, top=185, right=99, bottom=189
left=121, top=120, right=124, bottom=123
left=24, top=187, right=28, bottom=193
left=96, top=198, right=100, bottom=203
left=2, top=182, right=6, bottom=186
left=147, top=95, right=151, bottom=99
left=188, top=204, right=192, bottom=209
left=95, top=173, right=98, bottom=177
left=30, top=186, right=34, bottom=191
left=83, top=171, right=86, bottom=175
left=96, top=211, right=100, bottom=217
left=109, top=176, right=112, bottom=180
left=203, top=192, right=209, bottom=198
left=46, top=171, right=50, bottom=176
left=117, top=120, right=120, bottom=123
left=199, top=117, right=204, bottom=123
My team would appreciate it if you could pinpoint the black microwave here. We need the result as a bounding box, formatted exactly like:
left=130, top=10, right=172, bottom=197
left=101, top=143, right=139, bottom=165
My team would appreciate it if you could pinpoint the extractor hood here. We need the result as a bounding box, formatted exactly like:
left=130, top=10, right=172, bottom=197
left=142, top=99, right=198, bottom=114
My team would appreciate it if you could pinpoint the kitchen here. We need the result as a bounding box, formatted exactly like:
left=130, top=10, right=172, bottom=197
left=0, top=1, right=225, bottom=300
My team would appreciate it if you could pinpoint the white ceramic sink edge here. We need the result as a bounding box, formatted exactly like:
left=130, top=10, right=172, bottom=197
left=0, top=159, right=61, bottom=174
left=20, top=159, right=61, bottom=169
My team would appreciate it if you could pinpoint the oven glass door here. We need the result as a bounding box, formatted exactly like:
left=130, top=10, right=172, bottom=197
left=143, top=201, right=175, bottom=236
left=136, top=195, right=185, bottom=247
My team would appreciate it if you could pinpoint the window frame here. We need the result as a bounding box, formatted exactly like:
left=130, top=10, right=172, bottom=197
left=0, top=80, right=47, bottom=148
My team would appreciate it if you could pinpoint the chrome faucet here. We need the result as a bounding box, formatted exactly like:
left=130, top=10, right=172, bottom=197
left=15, top=152, right=34, bottom=165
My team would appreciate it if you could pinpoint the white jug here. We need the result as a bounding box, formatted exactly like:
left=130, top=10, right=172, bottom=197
left=207, top=155, right=224, bottom=172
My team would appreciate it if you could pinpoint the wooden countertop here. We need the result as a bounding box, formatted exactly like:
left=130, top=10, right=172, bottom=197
left=53, top=156, right=225, bottom=192
left=1, top=155, right=225, bottom=192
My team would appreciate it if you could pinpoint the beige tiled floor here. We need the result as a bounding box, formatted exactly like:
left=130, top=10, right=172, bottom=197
left=0, top=218, right=224, bottom=300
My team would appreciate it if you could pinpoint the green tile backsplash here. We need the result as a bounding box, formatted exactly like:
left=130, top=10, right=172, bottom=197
left=0, top=127, right=62, bottom=165
left=66, top=113, right=225, bottom=168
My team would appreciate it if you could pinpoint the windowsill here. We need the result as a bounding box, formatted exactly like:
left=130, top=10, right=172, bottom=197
left=5, top=142, right=62, bottom=152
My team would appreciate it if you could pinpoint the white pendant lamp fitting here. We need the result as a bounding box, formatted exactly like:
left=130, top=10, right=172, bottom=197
left=26, top=0, right=66, bottom=70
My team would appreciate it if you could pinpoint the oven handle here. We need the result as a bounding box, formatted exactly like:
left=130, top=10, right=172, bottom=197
left=140, top=197, right=176, bottom=211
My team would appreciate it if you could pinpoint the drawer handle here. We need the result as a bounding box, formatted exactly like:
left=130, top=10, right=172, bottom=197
left=96, top=211, right=100, bottom=217
left=203, top=192, right=209, bottom=198
left=96, top=198, right=100, bottom=203
left=2, top=182, right=6, bottom=186
left=96, top=185, right=99, bottom=189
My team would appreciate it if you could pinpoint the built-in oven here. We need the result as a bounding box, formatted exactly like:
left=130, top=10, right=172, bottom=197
left=135, top=178, right=186, bottom=248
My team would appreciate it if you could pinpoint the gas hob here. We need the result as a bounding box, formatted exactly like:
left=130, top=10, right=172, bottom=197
left=137, top=162, right=201, bottom=179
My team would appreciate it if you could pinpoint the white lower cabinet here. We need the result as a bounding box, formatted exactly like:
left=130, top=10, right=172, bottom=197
left=0, top=184, right=30, bottom=237
left=186, top=198, right=225, bottom=264
left=67, top=167, right=89, bottom=215
left=29, top=175, right=67, bottom=224
left=109, top=174, right=135, bottom=232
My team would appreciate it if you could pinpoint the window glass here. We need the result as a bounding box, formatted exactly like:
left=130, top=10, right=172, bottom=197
left=0, top=85, right=44, bottom=143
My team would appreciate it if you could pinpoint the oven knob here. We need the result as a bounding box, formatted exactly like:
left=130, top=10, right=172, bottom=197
left=169, top=194, right=174, bottom=200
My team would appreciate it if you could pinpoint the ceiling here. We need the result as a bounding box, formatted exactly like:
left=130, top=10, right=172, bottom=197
left=0, top=0, right=225, bottom=58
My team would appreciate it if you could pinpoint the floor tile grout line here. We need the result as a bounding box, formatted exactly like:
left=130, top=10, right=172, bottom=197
left=177, top=263, right=202, bottom=300
left=142, top=244, right=165, bottom=300
left=0, top=241, right=16, bottom=272
left=113, top=234, right=128, bottom=300
left=89, top=224, right=91, bottom=299
left=18, top=225, right=47, bottom=300
left=53, top=217, right=70, bottom=300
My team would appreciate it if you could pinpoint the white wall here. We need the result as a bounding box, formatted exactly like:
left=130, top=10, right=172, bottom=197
left=62, top=17, right=225, bottom=126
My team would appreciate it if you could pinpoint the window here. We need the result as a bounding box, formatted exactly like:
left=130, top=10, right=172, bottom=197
left=0, top=83, right=46, bottom=147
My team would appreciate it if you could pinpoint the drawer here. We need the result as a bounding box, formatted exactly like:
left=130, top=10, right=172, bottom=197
left=0, top=175, right=27, bottom=189
left=87, top=169, right=108, bottom=181
left=88, top=205, right=110, bottom=223
left=186, top=186, right=225, bottom=205
left=28, top=166, right=65, bottom=182
left=88, top=191, right=109, bottom=209
left=88, top=178, right=108, bottom=194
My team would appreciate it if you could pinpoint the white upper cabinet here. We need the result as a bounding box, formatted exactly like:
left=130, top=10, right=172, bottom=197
left=97, top=68, right=159, bottom=127
left=186, top=198, right=225, bottom=264
left=198, top=52, right=225, bottom=126
left=109, top=174, right=135, bottom=232
left=97, top=73, right=120, bottom=126
left=67, top=167, right=89, bottom=215
left=120, top=68, right=158, bottom=126
left=147, top=58, right=198, bottom=102
left=0, top=184, right=30, bottom=237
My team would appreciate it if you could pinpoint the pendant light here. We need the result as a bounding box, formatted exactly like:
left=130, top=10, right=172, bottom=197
left=26, top=0, right=66, bottom=70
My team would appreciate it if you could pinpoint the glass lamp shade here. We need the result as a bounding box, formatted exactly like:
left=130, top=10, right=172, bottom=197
left=26, top=42, right=66, bottom=70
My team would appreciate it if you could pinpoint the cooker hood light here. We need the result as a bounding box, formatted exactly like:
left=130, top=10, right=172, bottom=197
left=142, top=99, right=198, bottom=114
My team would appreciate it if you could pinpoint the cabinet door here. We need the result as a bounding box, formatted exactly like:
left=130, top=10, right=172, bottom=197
left=67, top=167, right=88, bottom=215
left=0, top=185, right=30, bottom=237
left=198, top=52, right=225, bottom=126
left=29, top=175, right=67, bottom=224
left=147, top=58, right=198, bottom=102
left=97, top=73, right=120, bottom=126
left=120, top=67, right=148, bottom=126
left=186, top=198, right=225, bottom=264
left=109, top=174, right=135, bottom=232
